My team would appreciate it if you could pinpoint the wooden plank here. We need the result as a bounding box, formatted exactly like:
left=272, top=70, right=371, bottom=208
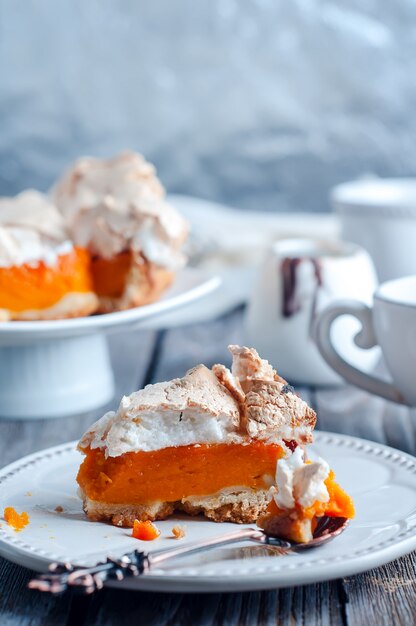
left=84, top=590, right=219, bottom=626
left=382, top=404, right=416, bottom=456
left=314, top=385, right=388, bottom=445
left=343, top=553, right=416, bottom=626
left=0, top=330, right=156, bottom=626
left=108, top=329, right=157, bottom=399
left=277, top=582, right=346, bottom=626
left=148, top=307, right=246, bottom=383
left=82, top=584, right=346, bottom=626
left=0, top=561, right=72, bottom=626
left=315, top=385, right=416, bottom=455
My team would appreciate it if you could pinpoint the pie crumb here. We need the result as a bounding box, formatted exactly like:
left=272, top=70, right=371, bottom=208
left=4, top=507, right=29, bottom=532
left=54, top=506, right=64, bottom=513
left=132, top=520, right=160, bottom=541
left=171, top=525, right=186, bottom=539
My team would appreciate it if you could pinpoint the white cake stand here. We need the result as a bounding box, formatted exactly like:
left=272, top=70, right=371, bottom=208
left=0, top=269, right=220, bottom=419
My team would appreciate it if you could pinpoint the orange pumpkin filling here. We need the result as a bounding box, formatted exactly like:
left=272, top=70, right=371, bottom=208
left=77, top=443, right=285, bottom=505
left=0, top=247, right=92, bottom=313
left=90, top=250, right=132, bottom=298
left=132, top=519, right=161, bottom=541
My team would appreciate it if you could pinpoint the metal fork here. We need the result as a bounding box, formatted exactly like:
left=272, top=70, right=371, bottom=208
left=28, top=516, right=348, bottom=594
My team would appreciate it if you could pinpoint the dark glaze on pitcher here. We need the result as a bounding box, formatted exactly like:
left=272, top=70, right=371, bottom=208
left=281, top=257, right=323, bottom=318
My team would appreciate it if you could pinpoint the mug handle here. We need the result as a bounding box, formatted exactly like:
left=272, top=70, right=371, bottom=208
left=314, top=300, right=406, bottom=404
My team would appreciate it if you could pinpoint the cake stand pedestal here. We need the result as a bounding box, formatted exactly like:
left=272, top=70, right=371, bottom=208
left=0, top=335, right=114, bottom=419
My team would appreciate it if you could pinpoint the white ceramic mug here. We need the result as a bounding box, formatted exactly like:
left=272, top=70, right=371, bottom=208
left=245, top=238, right=379, bottom=386
left=315, top=275, right=416, bottom=406
left=332, top=178, right=416, bottom=282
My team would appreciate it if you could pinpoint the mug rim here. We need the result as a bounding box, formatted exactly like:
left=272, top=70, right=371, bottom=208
left=332, top=177, right=416, bottom=216
left=271, top=237, right=364, bottom=260
left=375, top=275, right=416, bottom=309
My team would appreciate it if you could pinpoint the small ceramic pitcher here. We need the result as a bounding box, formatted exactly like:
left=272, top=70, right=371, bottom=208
left=245, top=238, right=378, bottom=386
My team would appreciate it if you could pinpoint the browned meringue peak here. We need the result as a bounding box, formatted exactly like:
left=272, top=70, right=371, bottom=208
left=126, top=364, right=240, bottom=422
left=51, top=151, right=189, bottom=268
left=0, top=190, right=71, bottom=268
left=228, top=345, right=285, bottom=391
left=79, top=346, right=316, bottom=458
left=214, top=345, right=316, bottom=443
left=242, top=378, right=316, bottom=442
left=212, top=345, right=282, bottom=399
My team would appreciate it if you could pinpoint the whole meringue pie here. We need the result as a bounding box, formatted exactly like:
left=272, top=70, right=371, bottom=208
left=0, top=190, right=98, bottom=321
left=52, top=151, right=189, bottom=313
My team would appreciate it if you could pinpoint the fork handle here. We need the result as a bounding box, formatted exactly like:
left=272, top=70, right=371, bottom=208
left=148, top=527, right=266, bottom=566
left=27, top=528, right=271, bottom=594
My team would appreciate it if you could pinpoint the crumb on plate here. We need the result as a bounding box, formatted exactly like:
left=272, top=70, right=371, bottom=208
left=171, top=525, right=186, bottom=539
left=54, top=505, right=64, bottom=513
left=3, top=507, right=29, bottom=532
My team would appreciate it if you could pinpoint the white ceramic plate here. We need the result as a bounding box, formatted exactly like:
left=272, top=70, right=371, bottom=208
left=0, top=432, right=415, bottom=592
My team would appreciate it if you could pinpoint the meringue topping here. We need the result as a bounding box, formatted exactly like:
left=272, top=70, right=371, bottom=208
left=0, top=190, right=72, bottom=268
left=52, top=151, right=189, bottom=270
left=273, top=446, right=330, bottom=510
left=79, top=346, right=316, bottom=457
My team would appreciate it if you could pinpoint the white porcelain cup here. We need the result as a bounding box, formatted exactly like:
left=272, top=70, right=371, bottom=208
left=245, top=238, right=379, bottom=386
left=315, top=275, right=416, bottom=406
left=332, top=178, right=416, bottom=282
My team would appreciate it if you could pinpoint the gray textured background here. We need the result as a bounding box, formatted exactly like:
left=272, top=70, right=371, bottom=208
left=0, top=0, right=415, bottom=212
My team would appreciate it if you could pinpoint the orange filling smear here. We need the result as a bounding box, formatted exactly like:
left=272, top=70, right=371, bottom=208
left=322, top=470, right=355, bottom=519
left=77, top=443, right=285, bottom=504
left=132, top=519, right=160, bottom=541
left=266, top=470, right=355, bottom=522
left=0, top=247, right=92, bottom=312
left=90, top=250, right=132, bottom=298
left=4, top=507, right=29, bottom=531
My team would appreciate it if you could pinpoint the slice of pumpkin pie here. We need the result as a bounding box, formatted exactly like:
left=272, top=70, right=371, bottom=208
left=76, top=345, right=316, bottom=526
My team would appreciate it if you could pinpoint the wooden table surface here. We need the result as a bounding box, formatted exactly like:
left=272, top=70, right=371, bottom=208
left=1, top=308, right=415, bottom=626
